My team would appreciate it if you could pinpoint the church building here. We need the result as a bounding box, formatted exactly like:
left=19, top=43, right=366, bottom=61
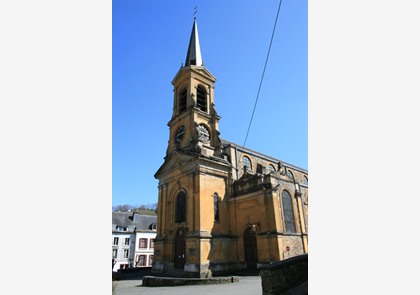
left=152, top=18, right=308, bottom=278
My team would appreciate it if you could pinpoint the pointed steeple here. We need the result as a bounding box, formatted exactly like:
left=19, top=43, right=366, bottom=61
left=185, top=18, right=203, bottom=67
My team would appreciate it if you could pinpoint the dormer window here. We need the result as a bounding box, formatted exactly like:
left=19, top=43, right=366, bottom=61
left=196, top=85, right=207, bottom=112
left=116, top=226, right=127, bottom=232
left=179, top=87, right=187, bottom=114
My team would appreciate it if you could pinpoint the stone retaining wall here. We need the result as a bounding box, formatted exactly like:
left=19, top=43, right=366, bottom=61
left=259, top=254, right=308, bottom=295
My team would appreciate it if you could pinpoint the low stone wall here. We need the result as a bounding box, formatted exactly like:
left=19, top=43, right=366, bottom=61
left=259, top=254, right=308, bottom=295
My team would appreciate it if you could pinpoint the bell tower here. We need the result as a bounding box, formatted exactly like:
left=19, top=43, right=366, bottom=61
left=153, top=17, right=233, bottom=278
left=165, top=18, right=223, bottom=159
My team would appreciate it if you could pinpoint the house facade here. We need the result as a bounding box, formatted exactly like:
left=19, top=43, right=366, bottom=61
left=112, top=212, right=157, bottom=271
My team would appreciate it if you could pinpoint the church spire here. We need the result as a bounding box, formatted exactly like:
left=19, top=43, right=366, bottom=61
left=185, top=14, right=203, bottom=67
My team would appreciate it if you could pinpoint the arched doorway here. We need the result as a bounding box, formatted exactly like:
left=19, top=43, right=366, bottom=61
left=174, top=228, right=186, bottom=269
left=243, top=226, right=258, bottom=269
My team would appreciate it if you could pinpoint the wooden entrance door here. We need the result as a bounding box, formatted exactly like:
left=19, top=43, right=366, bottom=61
left=244, top=226, right=258, bottom=269
left=174, top=228, right=186, bottom=269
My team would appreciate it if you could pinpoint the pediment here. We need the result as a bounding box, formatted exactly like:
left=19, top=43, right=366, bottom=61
left=190, top=66, right=216, bottom=81
left=154, top=149, right=197, bottom=179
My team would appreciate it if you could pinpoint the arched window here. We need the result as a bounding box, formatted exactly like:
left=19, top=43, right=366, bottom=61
left=286, top=170, right=294, bottom=180
left=242, top=156, right=252, bottom=172
left=303, top=175, right=308, bottom=186
left=196, top=85, right=207, bottom=112
left=268, top=164, right=276, bottom=173
left=175, top=191, right=186, bottom=223
left=214, top=193, right=220, bottom=222
left=281, top=190, right=296, bottom=233
left=179, top=88, right=187, bottom=114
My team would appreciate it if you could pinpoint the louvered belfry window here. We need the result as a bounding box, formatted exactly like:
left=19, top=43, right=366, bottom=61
left=282, top=190, right=296, bottom=233
left=196, top=85, right=207, bottom=112
left=179, top=88, right=187, bottom=114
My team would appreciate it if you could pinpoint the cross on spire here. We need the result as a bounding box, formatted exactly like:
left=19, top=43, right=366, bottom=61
left=194, top=6, right=197, bottom=20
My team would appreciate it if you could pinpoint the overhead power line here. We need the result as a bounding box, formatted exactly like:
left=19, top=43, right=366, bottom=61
left=242, top=0, right=283, bottom=149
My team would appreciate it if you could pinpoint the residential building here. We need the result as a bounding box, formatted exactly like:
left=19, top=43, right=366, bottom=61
left=112, top=212, right=157, bottom=271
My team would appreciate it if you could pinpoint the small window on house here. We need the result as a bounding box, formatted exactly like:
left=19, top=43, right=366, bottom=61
left=197, top=85, right=207, bottom=112
left=303, top=175, right=308, bottom=186
left=214, top=193, right=220, bottom=222
left=281, top=190, right=296, bottom=233
left=150, top=239, right=154, bottom=248
left=179, top=88, right=187, bottom=114
left=149, top=255, right=154, bottom=266
left=268, top=164, right=276, bottom=173
left=175, top=191, right=186, bottom=223
left=124, top=238, right=130, bottom=246
left=112, top=249, right=118, bottom=258
left=116, top=226, right=127, bottom=231
left=242, top=156, right=252, bottom=172
left=139, top=238, right=148, bottom=249
left=137, top=255, right=146, bottom=267
left=113, top=237, right=119, bottom=245
left=123, top=249, right=129, bottom=258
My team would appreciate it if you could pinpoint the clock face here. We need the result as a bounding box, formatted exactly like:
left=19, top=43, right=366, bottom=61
left=197, top=124, right=210, bottom=142
left=175, top=125, right=186, bottom=143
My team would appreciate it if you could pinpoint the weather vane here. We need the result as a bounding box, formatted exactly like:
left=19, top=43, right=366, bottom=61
left=194, top=6, right=197, bottom=20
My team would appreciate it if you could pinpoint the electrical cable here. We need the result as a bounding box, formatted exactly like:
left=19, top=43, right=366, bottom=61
left=241, top=0, right=283, bottom=149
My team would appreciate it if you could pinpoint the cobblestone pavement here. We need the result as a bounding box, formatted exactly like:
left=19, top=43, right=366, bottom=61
left=112, top=275, right=262, bottom=295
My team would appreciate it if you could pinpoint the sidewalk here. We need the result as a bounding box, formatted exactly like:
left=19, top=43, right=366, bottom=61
left=112, top=275, right=262, bottom=295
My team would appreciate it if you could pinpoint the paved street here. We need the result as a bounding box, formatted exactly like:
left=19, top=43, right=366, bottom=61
left=112, top=275, right=263, bottom=295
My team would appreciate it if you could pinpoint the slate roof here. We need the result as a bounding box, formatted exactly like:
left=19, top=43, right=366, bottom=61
left=112, top=212, right=157, bottom=233
left=185, top=19, right=203, bottom=67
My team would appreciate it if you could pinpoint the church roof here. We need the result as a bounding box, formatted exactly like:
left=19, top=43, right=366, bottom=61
left=185, top=19, right=203, bottom=67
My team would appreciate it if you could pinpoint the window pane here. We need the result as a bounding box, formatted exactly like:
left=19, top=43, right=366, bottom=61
left=242, top=156, right=252, bottom=171
left=282, top=190, right=296, bottom=233
left=176, top=191, right=186, bottom=223
left=139, top=238, right=147, bottom=248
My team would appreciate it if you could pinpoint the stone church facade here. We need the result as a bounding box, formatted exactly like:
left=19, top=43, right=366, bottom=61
left=152, top=18, right=308, bottom=278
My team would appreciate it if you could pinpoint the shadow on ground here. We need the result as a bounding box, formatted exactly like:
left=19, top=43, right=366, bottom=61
left=113, top=268, right=153, bottom=281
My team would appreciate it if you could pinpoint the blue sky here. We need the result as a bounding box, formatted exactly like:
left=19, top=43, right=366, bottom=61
left=112, top=0, right=308, bottom=207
